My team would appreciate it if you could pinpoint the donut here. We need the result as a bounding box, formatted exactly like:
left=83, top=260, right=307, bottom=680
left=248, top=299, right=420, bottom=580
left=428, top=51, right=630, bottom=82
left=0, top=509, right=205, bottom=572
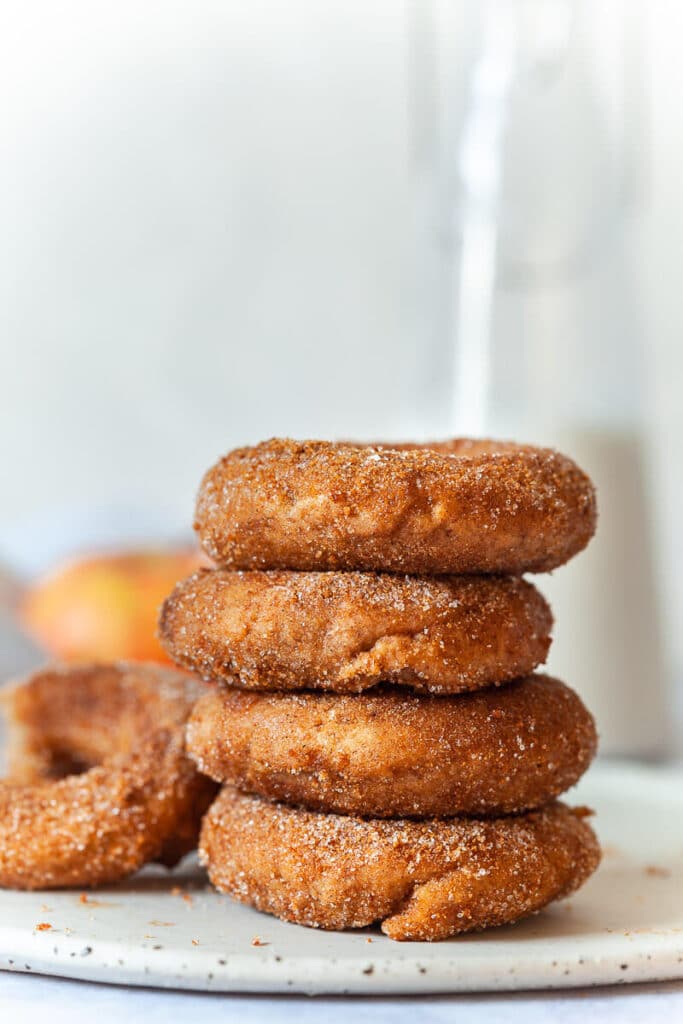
left=186, top=675, right=596, bottom=818
left=199, top=788, right=600, bottom=940
left=0, top=663, right=216, bottom=890
left=194, top=438, right=597, bottom=575
left=160, top=570, right=552, bottom=694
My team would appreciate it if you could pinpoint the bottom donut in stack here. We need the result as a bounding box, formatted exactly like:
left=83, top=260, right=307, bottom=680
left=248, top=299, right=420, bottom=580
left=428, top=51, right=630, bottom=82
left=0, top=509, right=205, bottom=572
left=200, top=790, right=598, bottom=942
left=185, top=677, right=600, bottom=941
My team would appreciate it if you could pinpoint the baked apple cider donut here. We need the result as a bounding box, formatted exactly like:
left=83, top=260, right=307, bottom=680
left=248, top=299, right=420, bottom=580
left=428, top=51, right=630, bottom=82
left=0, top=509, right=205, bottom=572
left=194, top=438, right=597, bottom=575
left=0, top=663, right=216, bottom=890
left=159, top=570, right=552, bottom=694
left=199, top=788, right=600, bottom=941
left=186, top=675, right=596, bottom=818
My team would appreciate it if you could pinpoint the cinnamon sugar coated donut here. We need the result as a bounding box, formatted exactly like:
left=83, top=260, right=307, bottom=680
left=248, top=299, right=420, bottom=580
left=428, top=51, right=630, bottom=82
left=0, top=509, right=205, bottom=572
left=160, top=570, right=552, bottom=694
left=194, top=438, right=597, bottom=575
left=186, top=675, right=596, bottom=817
left=199, top=789, right=600, bottom=940
left=0, top=663, right=216, bottom=889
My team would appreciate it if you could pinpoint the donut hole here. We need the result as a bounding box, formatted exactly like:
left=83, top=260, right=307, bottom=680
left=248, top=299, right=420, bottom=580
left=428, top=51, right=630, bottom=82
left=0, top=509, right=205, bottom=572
left=41, top=747, right=92, bottom=780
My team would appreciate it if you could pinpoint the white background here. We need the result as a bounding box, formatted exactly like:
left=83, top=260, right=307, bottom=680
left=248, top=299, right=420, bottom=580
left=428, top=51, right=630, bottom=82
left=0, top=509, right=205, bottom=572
left=2, top=972, right=682, bottom=1023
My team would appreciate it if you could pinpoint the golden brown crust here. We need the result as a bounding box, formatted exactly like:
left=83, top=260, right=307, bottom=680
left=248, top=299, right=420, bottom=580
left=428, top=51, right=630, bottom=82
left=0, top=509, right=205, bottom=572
left=186, top=675, right=596, bottom=817
left=199, top=789, right=601, bottom=940
left=194, top=439, right=597, bottom=575
left=0, top=663, right=216, bottom=890
left=159, top=570, right=552, bottom=694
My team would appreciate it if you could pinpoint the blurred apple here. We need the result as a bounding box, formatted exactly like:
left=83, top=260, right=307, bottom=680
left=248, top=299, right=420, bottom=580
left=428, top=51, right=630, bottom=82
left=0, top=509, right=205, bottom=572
left=20, top=548, right=207, bottom=664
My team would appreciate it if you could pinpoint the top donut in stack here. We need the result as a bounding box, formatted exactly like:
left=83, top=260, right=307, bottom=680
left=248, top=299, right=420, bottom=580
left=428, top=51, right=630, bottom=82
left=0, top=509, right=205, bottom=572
left=159, top=438, right=600, bottom=939
left=191, top=438, right=596, bottom=576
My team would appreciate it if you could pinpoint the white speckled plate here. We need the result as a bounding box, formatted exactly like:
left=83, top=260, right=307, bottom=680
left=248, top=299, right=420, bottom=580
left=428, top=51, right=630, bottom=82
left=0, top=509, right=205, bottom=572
left=1, top=761, right=682, bottom=995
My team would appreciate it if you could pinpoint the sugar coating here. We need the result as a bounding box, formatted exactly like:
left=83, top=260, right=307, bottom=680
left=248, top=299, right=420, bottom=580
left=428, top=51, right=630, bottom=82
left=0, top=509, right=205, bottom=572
left=160, top=569, right=553, bottom=693
left=186, top=674, right=597, bottom=817
left=0, top=662, right=216, bottom=890
left=199, top=788, right=601, bottom=941
left=194, top=438, right=597, bottom=575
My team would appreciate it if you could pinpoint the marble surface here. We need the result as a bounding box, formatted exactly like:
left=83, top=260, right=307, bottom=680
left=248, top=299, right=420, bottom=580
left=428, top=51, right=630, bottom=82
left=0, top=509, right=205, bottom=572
left=2, top=972, right=683, bottom=1024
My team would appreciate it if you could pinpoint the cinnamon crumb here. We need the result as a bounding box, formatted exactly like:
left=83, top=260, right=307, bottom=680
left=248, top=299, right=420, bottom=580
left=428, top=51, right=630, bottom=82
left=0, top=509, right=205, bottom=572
left=35, top=922, right=52, bottom=932
left=171, top=886, right=193, bottom=905
left=78, top=892, right=117, bottom=908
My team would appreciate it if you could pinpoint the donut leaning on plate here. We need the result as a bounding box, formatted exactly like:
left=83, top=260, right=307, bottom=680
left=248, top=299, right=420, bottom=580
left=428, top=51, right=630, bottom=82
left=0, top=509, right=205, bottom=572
left=0, top=662, right=216, bottom=889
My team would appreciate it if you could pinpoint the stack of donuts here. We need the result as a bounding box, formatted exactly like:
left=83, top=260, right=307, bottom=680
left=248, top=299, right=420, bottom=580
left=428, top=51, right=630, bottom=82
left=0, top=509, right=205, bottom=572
left=160, top=438, right=601, bottom=941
